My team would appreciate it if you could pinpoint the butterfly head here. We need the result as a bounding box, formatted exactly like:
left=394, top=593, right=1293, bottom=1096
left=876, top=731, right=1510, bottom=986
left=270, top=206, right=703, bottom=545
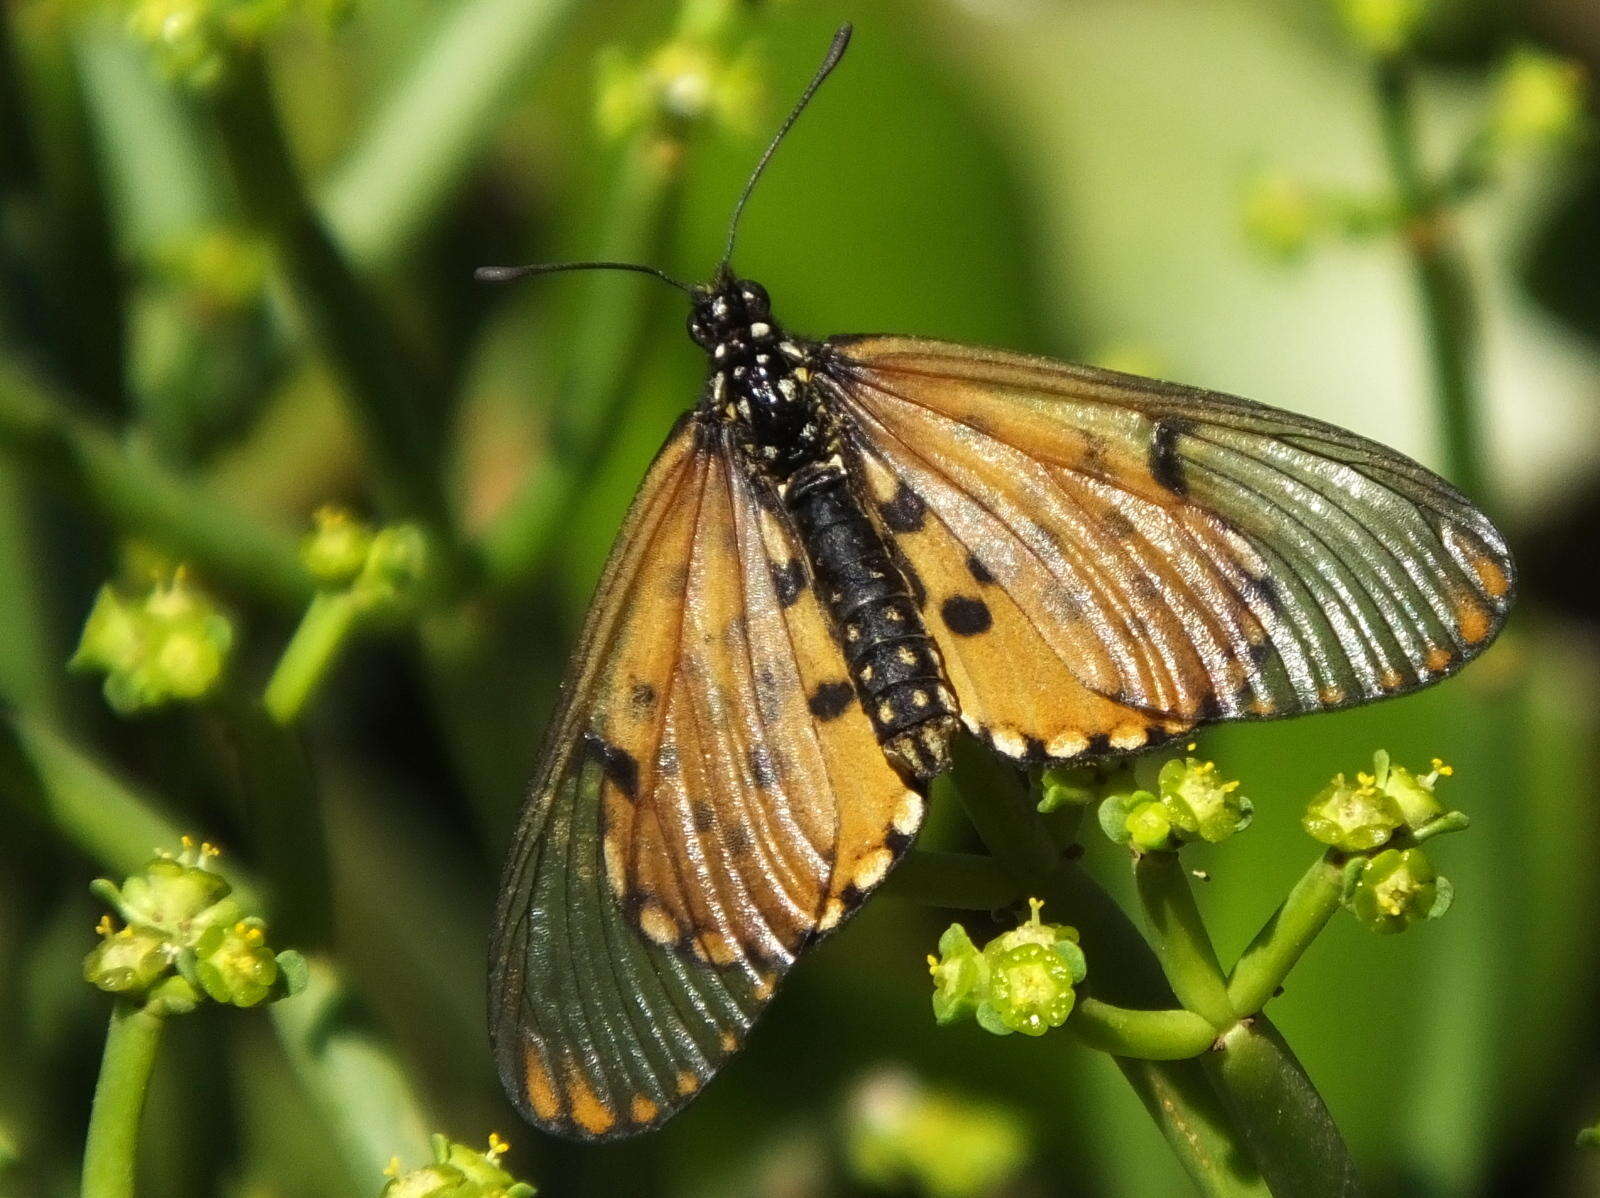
left=687, top=274, right=774, bottom=359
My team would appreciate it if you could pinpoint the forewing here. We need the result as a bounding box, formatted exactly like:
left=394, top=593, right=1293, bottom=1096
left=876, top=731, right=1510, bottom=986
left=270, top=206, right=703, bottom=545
left=490, top=416, right=919, bottom=1140
left=827, top=337, right=1513, bottom=759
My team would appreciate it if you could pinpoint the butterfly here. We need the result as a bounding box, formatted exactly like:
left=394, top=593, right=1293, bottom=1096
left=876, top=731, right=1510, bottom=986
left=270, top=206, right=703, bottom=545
left=485, top=24, right=1514, bottom=1140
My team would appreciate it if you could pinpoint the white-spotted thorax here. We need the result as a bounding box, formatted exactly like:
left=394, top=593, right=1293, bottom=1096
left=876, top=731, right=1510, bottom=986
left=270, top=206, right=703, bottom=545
left=688, top=267, right=829, bottom=479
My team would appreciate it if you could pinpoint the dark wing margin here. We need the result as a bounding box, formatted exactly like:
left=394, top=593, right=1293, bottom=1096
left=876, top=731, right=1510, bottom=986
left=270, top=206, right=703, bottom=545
left=490, top=416, right=922, bottom=1140
left=825, top=336, right=1513, bottom=751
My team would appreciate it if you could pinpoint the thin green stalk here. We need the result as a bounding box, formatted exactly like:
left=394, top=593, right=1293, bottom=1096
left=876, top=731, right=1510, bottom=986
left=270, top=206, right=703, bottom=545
left=321, top=0, right=583, bottom=269
left=1227, top=852, right=1344, bottom=1016
left=882, top=849, right=1020, bottom=910
left=1373, top=56, right=1490, bottom=506
left=0, top=361, right=312, bottom=611
left=262, top=591, right=365, bottom=726
left=477, top=132, right=689, bottom=590
left=1204, top=1017, right=1363, bottom=1198
left=207, top=53, right=455, bottom=544
left=1134, top=853, right=1237, bottom=1029
left=1069, top=997, right=1216, bottom=1060
left=80, top=999, right=165, bottom=1198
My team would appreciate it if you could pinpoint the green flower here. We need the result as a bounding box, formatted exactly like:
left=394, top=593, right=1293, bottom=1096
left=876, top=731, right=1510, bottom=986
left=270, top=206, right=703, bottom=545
left=1157, top=756, right=1253, bottom=844
left=70, top=570, right=234, bottom=715
left=380, top=1133, right=536, bottom=1198
left=596, top=36, right=762, bottom=142
left=1491, top=49, right=1587, bottom=154
left=302, top=506, right=375, bottom=587
left=1345, top=848, right=1453, bottom=934
left=846, top=1068, right=1028, bottom=1198
left=1302, top=772, right=1404, bottom=851
left=84, top=839, right=305, bottom=1011
left=927, top=924, right=988, bottom=1026
left=1370, top=749, right=1462, bottom=830
left=83, top=920, right=171, bottom=995
left=193, top=918, right=281, bottom=1007
left=1334, top=0, right=1424, bottom=56
left=929, top=901, right=1086, bottom=1039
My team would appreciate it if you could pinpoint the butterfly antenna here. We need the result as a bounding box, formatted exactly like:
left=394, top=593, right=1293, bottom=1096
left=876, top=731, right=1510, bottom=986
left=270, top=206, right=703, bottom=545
left=473, top=260, right=694, bottom=294
left=720, top=22, right=853, bottom=269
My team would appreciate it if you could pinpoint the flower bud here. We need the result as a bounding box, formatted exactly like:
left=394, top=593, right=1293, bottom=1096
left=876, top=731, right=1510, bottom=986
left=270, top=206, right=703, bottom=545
left=83, top=921, right=171, bottom=995
left=1243, top=172, right=1319, bottom=260
left=1037, top=764, right=1100, bottom=813
left=353, top=524, right=434, bottom=619
left=301, top=506, right=374, bottom=588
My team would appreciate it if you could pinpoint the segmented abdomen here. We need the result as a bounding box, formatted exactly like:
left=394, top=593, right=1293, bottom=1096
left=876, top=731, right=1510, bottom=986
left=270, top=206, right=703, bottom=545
left=786, top=460, right=958, bottom=778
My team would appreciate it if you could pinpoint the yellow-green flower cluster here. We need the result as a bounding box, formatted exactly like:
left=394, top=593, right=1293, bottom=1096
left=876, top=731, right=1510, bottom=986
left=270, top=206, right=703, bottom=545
left=125, top=0, right=351, bottom=89
left=379, top=1133, right=535, bottom=1198
left=595, top=36, right=762, bottom=141
left=1490, top=49, right=1587, bottom=155
left=845, top=1069, right=1028, bottom=1198
left=928, top=899, right=1087, bottom=1038
left=302, top=507, right=435, bottom=620
left=1303, top=750, right=1458, bottom=851
left=1098, top=753, right=1252, bottom=852
left=70, top=568, right=234, bottom=715
left=84, top=838, right=305, bottom=1012
left=1334, top=0, right=1425, bottom=57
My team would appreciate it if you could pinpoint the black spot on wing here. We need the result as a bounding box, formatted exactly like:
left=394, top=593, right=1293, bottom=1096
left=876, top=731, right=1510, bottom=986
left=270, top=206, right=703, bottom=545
left=879, top=481, right=926, bottom=533
left=747, top=744, right=778, bottom=787
left=771, top=559, right=806, bottom=608
left=966, top=554, right=996, bottom=585
left=691, top=799, right=716, bottom=833
left=940, top=595, right=993, bottom=637
left=807, top=679, right=855, bottom=721
left=630, top=681, right=657, bottom=712
left=584, top=731, right=639, bottom=799
left=1149, top=419, right=1190, bottom=496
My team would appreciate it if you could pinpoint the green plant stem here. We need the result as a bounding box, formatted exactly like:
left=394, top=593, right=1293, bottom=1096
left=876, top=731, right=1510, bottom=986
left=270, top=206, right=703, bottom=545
left=1373, top=56, right=1490, bottom=507
left=207, top=53, right=456, bottom=546
left=1227, top=852, right=1343, bottom=1016
left=262, top=592, right=365, bottom=726
left=1135, top=852, right=1237, bottom=1029
left=80, top=999, right=165, bottom=1198
left=882, top=849, right=1020, bottom=909
left=321, top=0, right=582, bottom=269
left=0, top=362, right=311, bottom=611
left=1070, top=998, right=1217, bottom=1060
left=1204, top=1018, right=1363, bottom=1198
left=476, top=131, right=688, bottom=591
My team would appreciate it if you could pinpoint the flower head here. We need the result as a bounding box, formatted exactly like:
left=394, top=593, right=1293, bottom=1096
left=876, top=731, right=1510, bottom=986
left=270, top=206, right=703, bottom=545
left=380, top=1133, right=536, bottom=1198
left=1345, top=847, right=1453, bottom=934
left=71, top=569, right=234, bottom=715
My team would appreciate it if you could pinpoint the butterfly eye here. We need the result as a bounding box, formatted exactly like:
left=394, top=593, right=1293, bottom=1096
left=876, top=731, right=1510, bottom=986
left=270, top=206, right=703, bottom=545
left=687, top=311, right=716, bottom=350
left=738, top=281, right=770, bottom=317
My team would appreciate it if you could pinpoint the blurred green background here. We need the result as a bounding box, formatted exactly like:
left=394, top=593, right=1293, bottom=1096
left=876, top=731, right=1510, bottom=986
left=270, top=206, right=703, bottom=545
left=3, top=0, right=1599, bottom=1194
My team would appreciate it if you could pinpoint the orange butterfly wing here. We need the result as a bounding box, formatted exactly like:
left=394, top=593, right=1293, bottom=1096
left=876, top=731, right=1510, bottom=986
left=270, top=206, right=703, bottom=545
left=826, top=336, right=1513, bottom=760
left=490, top=416, right=920, bottom=1139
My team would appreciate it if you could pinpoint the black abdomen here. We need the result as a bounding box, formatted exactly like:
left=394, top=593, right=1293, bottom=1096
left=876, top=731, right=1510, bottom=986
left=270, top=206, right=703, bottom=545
left=786, top=461, right=958, bottom=779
